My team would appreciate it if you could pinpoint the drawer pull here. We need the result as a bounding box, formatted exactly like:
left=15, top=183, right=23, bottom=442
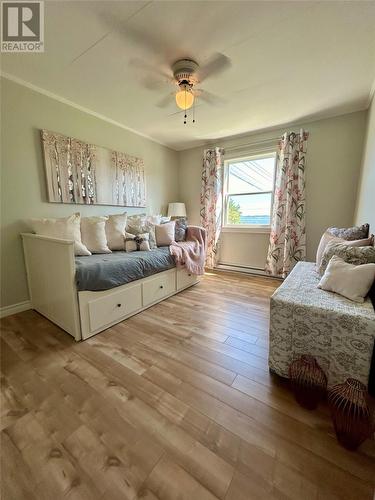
left=117, top=303, right=122, bottom=308
left=159, top=285, right=164, bottom=289
left=188, top=274, right=192, bottom=277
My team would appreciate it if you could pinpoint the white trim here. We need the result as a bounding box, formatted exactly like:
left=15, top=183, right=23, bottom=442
left=221, top=226, right=271, bottom=234
left=0, top=300, right=31, bottom=319
left=0, top=72, right=171, bottom=150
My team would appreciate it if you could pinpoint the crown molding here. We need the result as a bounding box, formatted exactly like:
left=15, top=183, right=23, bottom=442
left=0, top=72, right=173, bottom=150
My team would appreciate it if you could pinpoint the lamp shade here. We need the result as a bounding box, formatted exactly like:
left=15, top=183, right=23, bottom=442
left=168, top=202, right=186, bottom=218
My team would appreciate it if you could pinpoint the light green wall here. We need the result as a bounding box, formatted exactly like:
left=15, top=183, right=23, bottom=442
left=1, top=77, right=179, bottom=307
left=0, top=75, right=370, bottom=308
left=178, top=111, right=367, bottom=267
left=355, top=96, right=375, bottom=232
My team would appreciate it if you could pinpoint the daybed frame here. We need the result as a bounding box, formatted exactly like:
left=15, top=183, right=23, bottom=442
left=21, top=233, right=200, bottom=341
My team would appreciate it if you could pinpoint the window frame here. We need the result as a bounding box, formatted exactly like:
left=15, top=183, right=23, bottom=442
left=222, top=151, right=277, bottom=232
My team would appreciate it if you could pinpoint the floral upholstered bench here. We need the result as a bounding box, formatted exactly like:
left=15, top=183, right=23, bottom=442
left=269, top=262, right=375, bottom=387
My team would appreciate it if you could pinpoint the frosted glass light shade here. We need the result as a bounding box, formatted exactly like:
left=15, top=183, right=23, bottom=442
left=175, top=90, right=194, bottom=110
left=168, top=202, right=186, bottom=218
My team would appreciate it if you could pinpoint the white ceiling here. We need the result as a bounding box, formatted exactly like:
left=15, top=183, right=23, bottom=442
left=2, top=1, right=375, bottom=151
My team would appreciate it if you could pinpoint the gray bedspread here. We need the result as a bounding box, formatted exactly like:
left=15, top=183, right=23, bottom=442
left=75, top=247, right=175, bottom=291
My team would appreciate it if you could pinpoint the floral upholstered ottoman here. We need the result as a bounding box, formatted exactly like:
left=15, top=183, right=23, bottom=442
left=269, top=262, right=375, bottom=387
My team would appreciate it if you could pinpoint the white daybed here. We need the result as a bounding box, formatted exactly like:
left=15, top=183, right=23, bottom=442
left=21, top=233, right=200, bottom=341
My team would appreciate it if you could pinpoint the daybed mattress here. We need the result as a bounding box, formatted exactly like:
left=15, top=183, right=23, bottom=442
left=75, top=247, right=175, bottom=291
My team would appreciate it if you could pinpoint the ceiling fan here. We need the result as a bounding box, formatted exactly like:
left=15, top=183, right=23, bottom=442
left=132, top=54, right=231, bottom=124
left=99, top=12, right=231, bottom=123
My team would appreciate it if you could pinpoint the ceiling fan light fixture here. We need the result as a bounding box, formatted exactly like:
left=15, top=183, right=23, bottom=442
left=175, top=85, right=194, bottom=110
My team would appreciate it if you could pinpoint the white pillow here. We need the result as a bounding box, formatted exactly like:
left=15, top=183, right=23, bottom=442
left=81, top=216, right=111, bottom=254
left=105, top=213, right=127, bottom=251
left=318, top=255, right=375, bottom=303
left=155, top=221, right=175, bottom=246
left=28, top=213, right=91, bottom=256
left=147, top=214, right=162, bottom=225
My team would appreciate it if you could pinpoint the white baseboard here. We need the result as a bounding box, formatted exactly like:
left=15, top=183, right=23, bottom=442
left=0, top=300, right=32, bottom=319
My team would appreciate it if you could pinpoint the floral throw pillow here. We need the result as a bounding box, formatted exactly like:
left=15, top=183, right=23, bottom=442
left=327, top=223, right=369, bottom=241
left=174, top=217, right=188, bottom=242
left=319, top=243, right=375, bottom=275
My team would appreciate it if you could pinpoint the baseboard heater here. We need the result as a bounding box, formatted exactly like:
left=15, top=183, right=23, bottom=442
left=216, top=262, right=267, bottom=276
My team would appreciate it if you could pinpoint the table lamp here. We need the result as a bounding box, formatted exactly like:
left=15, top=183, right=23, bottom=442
left=167, top=202, right=186, bottom=219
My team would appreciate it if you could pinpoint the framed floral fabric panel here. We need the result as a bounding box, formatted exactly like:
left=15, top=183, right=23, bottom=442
left=41, top=130, right=146, bottom=207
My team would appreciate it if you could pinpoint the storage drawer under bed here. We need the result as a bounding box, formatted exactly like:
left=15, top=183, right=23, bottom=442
left=78, top=268, right=199, bottom=340
left=142, top=269, right=176, bottom=306
left=177, top=268, right=199, bottom=289
left=86, top=282, right=142, bottom=336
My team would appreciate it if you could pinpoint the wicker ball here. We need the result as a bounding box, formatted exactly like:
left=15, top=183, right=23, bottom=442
left=289, top=355, right=327, bottom=410
left=328, top=378, right=373, bottom=450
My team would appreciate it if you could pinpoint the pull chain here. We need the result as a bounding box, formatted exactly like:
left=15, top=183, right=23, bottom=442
left=192, top=96, right=195, bottom=123
left=183, top=88, right=187, bottom=124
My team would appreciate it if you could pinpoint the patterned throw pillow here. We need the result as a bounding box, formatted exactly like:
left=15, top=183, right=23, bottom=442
left=319, top=243, right=375, bottom=275
left=316, top=232, right=343, bottom=268
left=174, top=217, right=188, bottom=242
left=125, top=232, right=150, bottom=252
left=327, top=223, right=369, bottom=241
left=126, top=214, right=146, bottom=232
left=126, top=214, right=156, bottom=249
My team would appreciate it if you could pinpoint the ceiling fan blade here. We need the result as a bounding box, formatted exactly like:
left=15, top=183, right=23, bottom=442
left=123, top=23, right=167, bottom=57
left=129, top=58, right=173, bottom=80
left=156, top=93, right=175, bottom=108
left=103, top=12, right=176, bottom=62
left=193, top=89, right=226, bottom=106
left=128, top=58, right=175, bottom=91
left=197, top=53, right=231, bottom=82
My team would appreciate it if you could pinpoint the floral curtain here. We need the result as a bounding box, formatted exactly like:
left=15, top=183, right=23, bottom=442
left=200, top=147, right=225, bottom=269
left=265, top=129, right=309, bottom=278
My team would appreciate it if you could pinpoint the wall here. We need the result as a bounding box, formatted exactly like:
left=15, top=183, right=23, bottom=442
left=1, top=77, right=179, bottom=308
left=355, top=96, right=375, bottom=231
left=178, top=111, right=367, bottom=268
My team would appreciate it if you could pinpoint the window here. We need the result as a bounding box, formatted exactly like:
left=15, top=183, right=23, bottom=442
left=223, top=152, right=276, bottom=228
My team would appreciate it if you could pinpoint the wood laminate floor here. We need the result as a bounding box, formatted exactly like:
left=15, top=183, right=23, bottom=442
left=1, top=271, right=375, bottom=500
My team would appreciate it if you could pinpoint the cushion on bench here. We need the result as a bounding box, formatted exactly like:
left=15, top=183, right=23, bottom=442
left=75, top=247, right=175, bottom=291
left=269, top=262, right=375, bottom=386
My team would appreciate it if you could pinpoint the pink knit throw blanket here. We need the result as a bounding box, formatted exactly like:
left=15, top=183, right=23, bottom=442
left=170, top=225, right=206, bottom=275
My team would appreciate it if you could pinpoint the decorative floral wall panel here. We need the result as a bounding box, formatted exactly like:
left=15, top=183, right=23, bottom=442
left=41, top=130, right=146, bottom=207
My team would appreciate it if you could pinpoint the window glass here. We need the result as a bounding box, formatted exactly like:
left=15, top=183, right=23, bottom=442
left=225, top=153, right=276, bottom=226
